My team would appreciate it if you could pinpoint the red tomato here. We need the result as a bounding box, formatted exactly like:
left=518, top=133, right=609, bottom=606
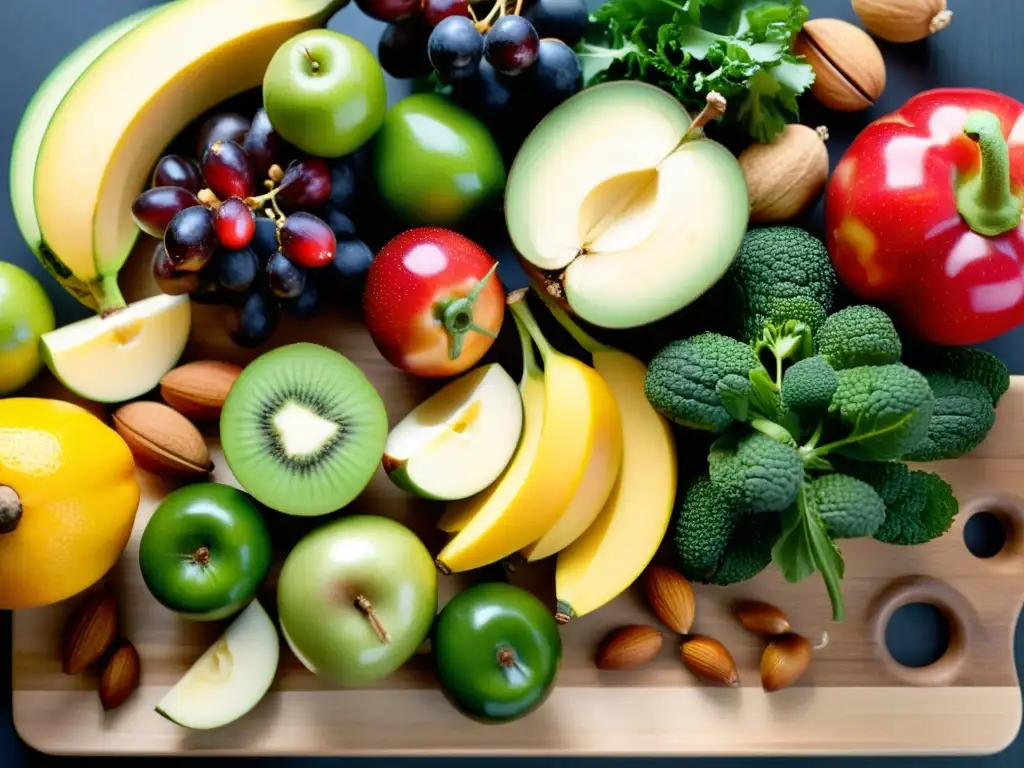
left=363, top=228, right=505, bottom=378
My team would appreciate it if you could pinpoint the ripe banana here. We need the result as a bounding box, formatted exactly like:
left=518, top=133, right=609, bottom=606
left=435, top=289, right=621, bottom=574
left=9, top=5, right=160, bottom=311
left=33, top=0, right=349, bottom=313
left=542, top=299, right=678, bottom=624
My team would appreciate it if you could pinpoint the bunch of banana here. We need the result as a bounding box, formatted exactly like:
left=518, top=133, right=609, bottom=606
left=13, top=0, right=349, bottom=314
left=437, top=289, right=678, bottom=622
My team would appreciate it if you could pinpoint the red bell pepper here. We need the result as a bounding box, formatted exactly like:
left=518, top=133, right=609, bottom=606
left=825, top=88, right=1024, bottom=346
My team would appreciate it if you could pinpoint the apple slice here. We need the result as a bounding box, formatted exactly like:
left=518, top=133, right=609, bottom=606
left=505, top=81, right=749, bottom=329
left=41, top=293, right=191, bottom=403
left=382, top=363, right=523, bottom=501
left=156, top=599, right=279, bottom=730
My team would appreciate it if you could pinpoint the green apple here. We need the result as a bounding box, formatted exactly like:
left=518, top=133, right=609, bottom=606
left=156, top=599, right=279, bottom=730
left=0, top=262, right=55, bottom=395
left=263, top=29, right=386, bottom=158
left=40, top=293, right=191, bottom=403
left=277, top=515, right=437, bottom=686
left=373, top=94, right=505, bottom=227
left=139, top=483, right=272, bottom=621
left=505, top=81, right=750, bottom=329
left=383, top=363, right=523, bottom=501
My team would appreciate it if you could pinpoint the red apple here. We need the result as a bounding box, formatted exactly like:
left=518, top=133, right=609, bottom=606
left=363, top=228, right=505, bottom=378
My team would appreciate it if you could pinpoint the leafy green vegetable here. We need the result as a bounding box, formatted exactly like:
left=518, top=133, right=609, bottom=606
left=577, top=0, right=814, bottom=143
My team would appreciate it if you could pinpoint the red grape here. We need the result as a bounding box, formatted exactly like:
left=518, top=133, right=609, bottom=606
left=278, top=212, right=337, bottom=267
left=484, top=15, right=539, bottom=74
left=132, top=187, right=201, bottom=238
left=244, top=108, right=284, bottom=180
left=152, top=243, right=200, bottom=296
left=214, top=197, right=257, bottom=250
left=276, top=158, right=332, bottom=212
left=355, top=0, right=420, bottom=22
left=164, top=206, right=217, bottom=271
left=196, top=113, right=251, bottom=158
left=152, top=155, right=203, bottom=193
left=202, top=140, right=254, bottom=200
left=423, top=0, right=469, bottom=27
left=266, top=252, right=307, bottom=299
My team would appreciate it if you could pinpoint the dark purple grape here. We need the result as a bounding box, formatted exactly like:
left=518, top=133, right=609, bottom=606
left=281, top=279, right=322, bottom=319
left=243, top=108, right=284, bottom=180
left=524, top=0, right=587, bottom=47
left=326, top=237, right=375, bottom=283
left=277, top=158, right=332, bottom=212
left=454, top=59, right=513, bottom=121
left=152, top=243, right=200, bottom=296
left=164, top=205, right=217, bottom=271
left=484, top=15, right=540, bottom=75
left=226, top=289, right=280, bottom=347
left=190, top=262, right=228, bottom=305
left=378, top=21, right=434, bottom=80
left=216, top=247, right=259, bottom=292
left=325, top=208, right=357, bottom=240
left=250, top=216, right=280, bottom=264
left=355, top=0, right=420, bottom=22
left=152, top=155, right=203, bottom=193
left=214, top=197, right=256, bottom=250
left=266, top=252, right=307, bottom=299
left=428, top=16, right=484, bottom=82
left=423, top=0, right=469, bottom=27
left=279, top=212, right=337, bottom=268
left=202, top=140, right=254, bottom=200
left=328, top=157, right=358, bottom=212
left=132, top=187, right=201, bottom=238
left=196, top=113, right=251, bottom=159
left=528, top=38, right=582, bottom=105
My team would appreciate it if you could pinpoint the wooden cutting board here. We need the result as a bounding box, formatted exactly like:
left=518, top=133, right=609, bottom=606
left=11, top=246, right=1024, bottom=756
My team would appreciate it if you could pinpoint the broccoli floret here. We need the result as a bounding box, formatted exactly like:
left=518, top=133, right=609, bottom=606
left=763, top=296, right=829, bottom=335
left=809, top=473, right=886, bottom=539
left=709, top=432, right=803, bottom=513
left=782, top=356, right=838, bottom=416
left=903, top=373, right=996, bottom=461
left=829, top=364, right=936, bottom=461
left=816, top=305, right=903, bottom=370
left=674, top=475, right=736, bottom=582
left=645, top=333, right=760, bottom=432
left=728, top=227, right=837, bottom=342
left=873, top=470, right=959, bottom=545
left=710, top=513, right=781, bottom=586
left=830, top=458, right=911, bottom=506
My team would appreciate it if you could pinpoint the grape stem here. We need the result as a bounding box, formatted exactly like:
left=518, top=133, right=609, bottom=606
left=475, top=0, right=512, bottom=32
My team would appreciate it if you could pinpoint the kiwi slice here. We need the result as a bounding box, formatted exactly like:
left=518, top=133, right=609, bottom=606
left=220, top=343, right=388, bottom=517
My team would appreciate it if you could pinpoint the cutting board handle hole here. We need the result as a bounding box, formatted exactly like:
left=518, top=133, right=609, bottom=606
left=960, top=497, right=1024, bottom=570
left=871, top=576, right=971, bottom=686
left=964, top=510, right=1009, bottom=559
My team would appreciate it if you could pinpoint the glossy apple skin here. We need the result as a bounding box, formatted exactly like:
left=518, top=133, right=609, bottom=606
left=0, top=262, right=55, bottom=395
left=277, top=515, right=438, bottom=686
left=373, top=94, right=505, bottom=226
left=263, top=30, right=386, bottom=158
left=433, top=582, right=562, bottom=723
left=139, top=483, right=272, bottom=621
left=363, top=227, right=505, bottom=378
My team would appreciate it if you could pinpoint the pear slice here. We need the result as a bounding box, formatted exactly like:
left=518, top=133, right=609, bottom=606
left=382, top=363, right=524, bottom=501
left=40, top=293, right=191, bottom=403
left=156, top=599, right=279, bottom=730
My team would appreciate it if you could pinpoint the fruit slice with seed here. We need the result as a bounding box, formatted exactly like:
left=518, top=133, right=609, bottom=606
left=219, top=343, right=388, bottom=517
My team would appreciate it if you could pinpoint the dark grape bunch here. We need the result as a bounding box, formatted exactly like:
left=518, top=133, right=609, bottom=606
left=371, top=0, right=585, bottom=124
left=132, top=110, right=375, bottom=349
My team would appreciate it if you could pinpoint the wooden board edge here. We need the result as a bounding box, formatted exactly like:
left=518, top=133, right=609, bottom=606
left=13, top=686, right=1023, bottom=757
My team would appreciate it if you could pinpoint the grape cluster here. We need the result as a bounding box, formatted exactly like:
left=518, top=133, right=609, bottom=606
left=371, top=0, right=586, bottom=123
left=132, top=110, right=375, bottom=348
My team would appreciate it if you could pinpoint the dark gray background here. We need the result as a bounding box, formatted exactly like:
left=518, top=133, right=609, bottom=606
left=2, top=0, right=1023, bottom=765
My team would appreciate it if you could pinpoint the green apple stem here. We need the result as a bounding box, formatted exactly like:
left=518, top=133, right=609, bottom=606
left=355, top=596, right=391, bottom=643
left=0, top=486, right=22, bottom=535
left=679, top=91, right=727, bottom=145
left=191, top=546, right=211, bottom=566
left=507, top=288, right=556, bottom=364
left=435, top=263, right=500, bottom=360
left=90, top=275, right=127, bottom=317
left=536, top=292, right=608, bottom=356
left=496, top=646, right=520, bottom=670
left=303, top=47, right=321, bottom=75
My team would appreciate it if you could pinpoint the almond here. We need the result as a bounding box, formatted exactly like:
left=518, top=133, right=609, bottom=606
left=643, top=566, right=695, bottom=634
left=160, top=360, right=243, bottom=420
left=761, top=632, right=813, bottom=693
left=99, top=640, right=141, bottom=710
left=595, top=625, right=663, bottom=670
left=61, top=588, right=118, bottom=675
left=795, top=19, right=887, bottom=112
left=734, top=600, right=792, bottom=637
left=113, top=401, right=214, bottom=479
left=680, top=634, right=740, bottom=687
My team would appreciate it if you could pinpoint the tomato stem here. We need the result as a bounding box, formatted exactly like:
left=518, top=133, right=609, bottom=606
left=957, top=110, right=1023, bottom=237
left=0, top=485, right=22, bottom=535
left=355, top=595, right=391, bottom=643
left=436, top=263, right=500, bottom=360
